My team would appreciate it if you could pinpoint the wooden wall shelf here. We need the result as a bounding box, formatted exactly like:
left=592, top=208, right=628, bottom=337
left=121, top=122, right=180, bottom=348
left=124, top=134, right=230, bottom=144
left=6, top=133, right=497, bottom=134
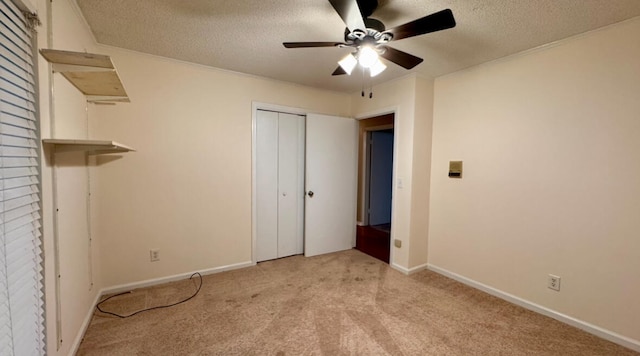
left=42, top=139, right=135, bottom=155
left=39, top=49, right=130, bottom=103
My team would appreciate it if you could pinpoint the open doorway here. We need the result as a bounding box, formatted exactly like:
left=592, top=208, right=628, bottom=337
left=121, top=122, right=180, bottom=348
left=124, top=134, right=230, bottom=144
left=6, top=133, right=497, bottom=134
left=356, top=113, right=394, bottom=263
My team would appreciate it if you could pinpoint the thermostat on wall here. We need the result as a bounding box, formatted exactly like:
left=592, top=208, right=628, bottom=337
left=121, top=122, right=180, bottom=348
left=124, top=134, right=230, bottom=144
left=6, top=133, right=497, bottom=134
left=449, top=161, right=462, bottom=178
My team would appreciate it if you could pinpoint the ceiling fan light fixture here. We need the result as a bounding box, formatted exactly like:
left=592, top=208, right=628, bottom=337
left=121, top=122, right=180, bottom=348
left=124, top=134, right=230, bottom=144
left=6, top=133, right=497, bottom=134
left=369, top=59, right=386, bottom=77
left=338, top=53, right=357, bottom=75
left=284, top=3, right=457, bottom=79
left=358, top=46, right=379, bottom=68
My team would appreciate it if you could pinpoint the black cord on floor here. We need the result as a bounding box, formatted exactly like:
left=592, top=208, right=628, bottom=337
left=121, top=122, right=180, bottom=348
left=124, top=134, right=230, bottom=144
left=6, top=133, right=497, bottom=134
left=96, top=272, right=203, bottom=318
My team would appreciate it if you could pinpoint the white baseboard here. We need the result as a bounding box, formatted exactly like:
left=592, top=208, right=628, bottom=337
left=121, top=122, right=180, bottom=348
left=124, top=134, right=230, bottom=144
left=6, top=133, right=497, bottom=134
left=390, top=262, right=428, bottom=275
left=69, top=260, right=254, bottom=355
left=427, top=264, right=640, bottom=353
left=408, top=263, right=429, bottom=274
left=390, top=262, right=409, bottom=275
left=102, top=261, right=254, bottom=295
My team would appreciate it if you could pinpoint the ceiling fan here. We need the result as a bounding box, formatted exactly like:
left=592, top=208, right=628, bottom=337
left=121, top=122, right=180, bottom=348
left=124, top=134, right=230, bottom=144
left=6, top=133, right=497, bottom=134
left=283, top=0, right=456, bottom=77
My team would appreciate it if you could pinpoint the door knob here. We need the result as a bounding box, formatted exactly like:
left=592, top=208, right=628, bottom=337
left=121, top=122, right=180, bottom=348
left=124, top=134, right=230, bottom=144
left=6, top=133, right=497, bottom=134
left=307, top=191, right=314, bottom=197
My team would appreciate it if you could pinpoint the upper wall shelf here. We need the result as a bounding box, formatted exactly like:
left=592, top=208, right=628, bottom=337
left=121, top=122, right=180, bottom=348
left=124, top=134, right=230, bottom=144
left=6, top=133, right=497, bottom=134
left=42, top=139, right=135, bottom=155
left=39, top=49, right=130, bottom=103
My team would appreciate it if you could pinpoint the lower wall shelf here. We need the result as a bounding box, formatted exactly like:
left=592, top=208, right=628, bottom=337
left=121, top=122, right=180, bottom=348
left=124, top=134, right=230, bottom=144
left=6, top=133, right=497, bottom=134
left=42, top=139, right=135, bottom=155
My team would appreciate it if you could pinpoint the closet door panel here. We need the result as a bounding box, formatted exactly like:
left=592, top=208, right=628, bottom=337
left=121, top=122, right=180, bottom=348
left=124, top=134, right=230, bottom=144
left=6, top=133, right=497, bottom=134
left=256, top=110, right=279, bottom=262
left=277, top=113, right=303, bottom=258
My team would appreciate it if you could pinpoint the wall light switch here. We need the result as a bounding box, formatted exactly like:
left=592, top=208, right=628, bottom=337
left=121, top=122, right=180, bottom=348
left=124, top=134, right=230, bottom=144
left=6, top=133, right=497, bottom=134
left=449, top=161, right=463, bottom=178
left=397, top=178, right=404, bottom=189
left=394, top=239, right=402, bottom=248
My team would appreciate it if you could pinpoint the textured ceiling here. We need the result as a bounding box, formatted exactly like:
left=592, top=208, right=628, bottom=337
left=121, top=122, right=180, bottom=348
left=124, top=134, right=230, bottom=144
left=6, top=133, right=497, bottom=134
left=76, top=0, right=640, bottom=93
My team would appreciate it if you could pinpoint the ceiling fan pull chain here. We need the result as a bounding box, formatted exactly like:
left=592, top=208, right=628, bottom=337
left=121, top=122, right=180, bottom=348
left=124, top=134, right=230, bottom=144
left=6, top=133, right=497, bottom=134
left=369, top=71, right=373, bottom=99
left=361, top=66, right=365, bottom=97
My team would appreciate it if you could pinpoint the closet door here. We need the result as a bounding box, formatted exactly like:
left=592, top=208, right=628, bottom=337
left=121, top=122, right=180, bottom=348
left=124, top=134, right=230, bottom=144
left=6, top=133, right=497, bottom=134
left=304, top=114, right=357, bottom=257
left=256, top=110, right=305, bottom=262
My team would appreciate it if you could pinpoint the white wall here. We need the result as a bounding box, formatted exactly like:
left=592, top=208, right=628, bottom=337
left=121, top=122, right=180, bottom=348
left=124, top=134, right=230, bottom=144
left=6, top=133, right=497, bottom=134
left=408, top=76, right=434, bottom=269
left=430, top=17, right=640, bottom=344
left=37, top=0, right=103, bottom=354
left=90, top=46, right=351, bottom=287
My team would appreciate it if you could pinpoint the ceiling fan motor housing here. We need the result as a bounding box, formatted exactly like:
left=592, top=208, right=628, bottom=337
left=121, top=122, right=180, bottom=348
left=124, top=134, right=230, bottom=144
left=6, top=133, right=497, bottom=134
left=344, top=24, right=393, bottom=46
left=364, top=18, right=385, bottom=32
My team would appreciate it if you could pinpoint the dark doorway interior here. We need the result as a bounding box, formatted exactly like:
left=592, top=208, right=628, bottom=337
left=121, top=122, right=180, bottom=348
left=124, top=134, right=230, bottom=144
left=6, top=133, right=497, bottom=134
left=367, top=129, right=393, bottom=225
left=356, top=224, right=390, bottom=263
left=355, top=114, right=394, bottom=263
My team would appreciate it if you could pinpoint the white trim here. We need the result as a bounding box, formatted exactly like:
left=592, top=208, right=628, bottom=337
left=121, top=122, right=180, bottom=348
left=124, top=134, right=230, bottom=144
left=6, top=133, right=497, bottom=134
left=68, top=291, right=102, bottom=356
left=390, top=262, right=429, bottom=275
left=353, top=106, right=399, bottom=267
left=390, top=263, right=409, bottom=275
left=102, top=261, right=254, bottom=295
left=68, top=260, right=254, bottom=354
left=427, top=264, right=640, bottom=353
left=354, top=106, right=397, bottom=120
left=408, top=263, right=429, bottom=274
left=252, top=102, right=309, bottom=116
left=360, top=124, right=393, bottom=226
left=251, top=104, right=258, bottom=265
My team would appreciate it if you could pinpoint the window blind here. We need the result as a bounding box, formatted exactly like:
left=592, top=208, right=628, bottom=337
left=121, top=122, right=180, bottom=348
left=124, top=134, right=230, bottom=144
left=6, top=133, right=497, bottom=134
left=0, top=0, right=45, bottom=354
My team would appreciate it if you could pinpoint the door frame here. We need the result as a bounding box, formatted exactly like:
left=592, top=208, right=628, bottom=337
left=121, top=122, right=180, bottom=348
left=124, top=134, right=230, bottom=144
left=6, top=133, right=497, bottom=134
left=362, top=124, right=394, bottom=226
left=362, top=128, right=395, bottom=226
left=355, top=107, right=399, bottom=266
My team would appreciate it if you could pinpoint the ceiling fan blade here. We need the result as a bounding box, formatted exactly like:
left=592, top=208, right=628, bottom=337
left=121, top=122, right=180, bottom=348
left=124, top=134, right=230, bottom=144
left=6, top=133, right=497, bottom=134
left=332, top=66, right=347, bottom=75
left=283, top=42, right=344, bottom=48
left=358, top=0, right=379, bottom=19
left=379, top=46, right=423, bottom=69
left=328, top=0, right=367, bottom=31
left=385, top=9, right=456, bottom=41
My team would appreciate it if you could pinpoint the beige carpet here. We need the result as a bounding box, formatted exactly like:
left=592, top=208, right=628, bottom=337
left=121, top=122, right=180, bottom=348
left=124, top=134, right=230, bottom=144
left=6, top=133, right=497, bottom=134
left=78, top=250, right=637, bottom=355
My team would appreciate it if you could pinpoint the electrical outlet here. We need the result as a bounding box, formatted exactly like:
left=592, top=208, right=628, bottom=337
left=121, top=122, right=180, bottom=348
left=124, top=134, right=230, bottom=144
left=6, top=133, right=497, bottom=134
left=150, top=249, right=160, bottom=262
left=548, top=274, right=561, bottom=291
